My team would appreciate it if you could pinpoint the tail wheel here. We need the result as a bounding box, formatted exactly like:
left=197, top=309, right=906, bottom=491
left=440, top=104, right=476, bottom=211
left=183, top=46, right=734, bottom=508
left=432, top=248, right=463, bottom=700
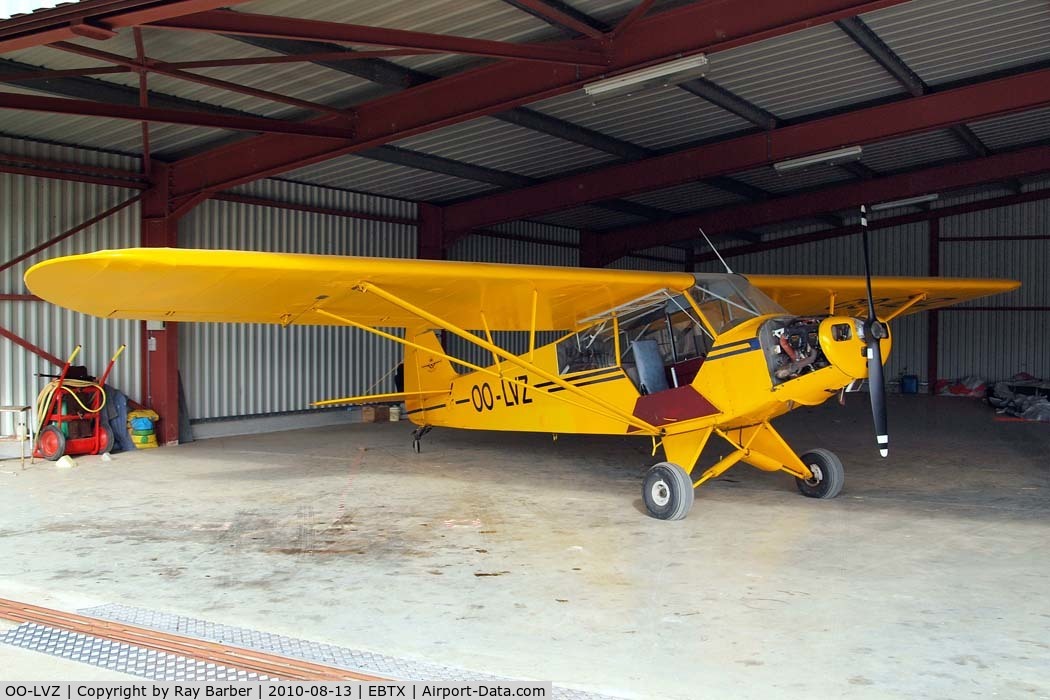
left=795, top=448, right=845, bottom=499
left=642, top=462, right=694, bottom=520
left=37, top=425, right=66, bottom=462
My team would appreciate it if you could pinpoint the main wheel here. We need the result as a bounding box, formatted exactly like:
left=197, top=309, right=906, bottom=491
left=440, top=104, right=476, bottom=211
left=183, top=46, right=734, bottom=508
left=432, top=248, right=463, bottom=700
left=642, top=462, right=694, bottom=520
left=97, top=424, right=114, bottom=454
left=37, top=425, right=66, bottom=462
left=795, top=448, right=845, bottom=499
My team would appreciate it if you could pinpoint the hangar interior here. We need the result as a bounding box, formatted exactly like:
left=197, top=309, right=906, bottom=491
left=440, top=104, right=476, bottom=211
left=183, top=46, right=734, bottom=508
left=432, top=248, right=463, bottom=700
left=0, top=0, right=1048, bottom=697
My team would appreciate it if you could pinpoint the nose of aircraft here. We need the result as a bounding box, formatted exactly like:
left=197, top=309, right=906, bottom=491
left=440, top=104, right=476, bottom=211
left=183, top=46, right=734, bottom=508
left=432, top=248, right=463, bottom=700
left=818, top=315, right=892, bottom=457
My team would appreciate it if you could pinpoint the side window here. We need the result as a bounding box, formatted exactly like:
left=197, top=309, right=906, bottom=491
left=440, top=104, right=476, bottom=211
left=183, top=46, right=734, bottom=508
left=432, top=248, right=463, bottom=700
left=556, top=323, right=617, bottom=374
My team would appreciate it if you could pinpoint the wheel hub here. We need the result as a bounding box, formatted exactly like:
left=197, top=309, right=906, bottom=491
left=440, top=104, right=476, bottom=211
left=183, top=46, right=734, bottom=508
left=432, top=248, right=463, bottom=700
left=650, top=479, right=671, bottom=507
left=804, top=464, right=824, bottom=487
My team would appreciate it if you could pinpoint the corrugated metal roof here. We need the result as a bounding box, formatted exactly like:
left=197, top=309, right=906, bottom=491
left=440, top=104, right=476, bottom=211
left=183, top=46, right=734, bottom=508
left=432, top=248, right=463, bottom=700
left=968, top=106, right=1050, bottom=152
left=225, top=177, right=419, bottom=218
left=534, top=205, right=647, bottom=231
left=284, top=152, right=498, bottom=202
left=863, top=0, right=1050, bottom=86
left=238, top=0, right=556, bottom=79
left=0, top=83, right=231, bottom=156
left=7, top=29, right=384, bottom=118
left=859, top=129, right=970, bottom=173
left=732, top=162, right=854, bottom=194
left=529, top=86, right=751, bottom=152
left=709, top=22, right=904, bottom=121
left=625, top=181, right=746, bottom=213
left=393, top=116, right=619, bottom=179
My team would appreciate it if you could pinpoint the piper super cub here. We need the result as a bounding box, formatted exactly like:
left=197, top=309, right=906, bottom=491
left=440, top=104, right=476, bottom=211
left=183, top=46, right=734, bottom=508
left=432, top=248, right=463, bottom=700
left=25, top=245, right=1017, bottom=520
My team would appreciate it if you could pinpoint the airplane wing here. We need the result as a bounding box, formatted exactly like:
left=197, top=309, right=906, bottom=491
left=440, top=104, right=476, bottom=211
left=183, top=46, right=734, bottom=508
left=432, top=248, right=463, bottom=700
left=25, top=248, right=694, bottom=331
left=746, top=275, right=1020, bottom=318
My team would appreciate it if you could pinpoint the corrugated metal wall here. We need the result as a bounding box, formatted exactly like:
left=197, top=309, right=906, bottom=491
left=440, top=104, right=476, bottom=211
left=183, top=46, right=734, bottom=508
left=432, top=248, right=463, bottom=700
left=937, top=195, right=1049, bottom=381
left=178, top=180, right=416, bottom=420
left=0, top=142, right=143, bottom=441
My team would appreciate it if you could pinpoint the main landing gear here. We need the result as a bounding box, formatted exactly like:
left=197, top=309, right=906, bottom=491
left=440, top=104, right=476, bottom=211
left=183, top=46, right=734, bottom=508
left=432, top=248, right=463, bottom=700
left=641, top=446, right=846, bottom=520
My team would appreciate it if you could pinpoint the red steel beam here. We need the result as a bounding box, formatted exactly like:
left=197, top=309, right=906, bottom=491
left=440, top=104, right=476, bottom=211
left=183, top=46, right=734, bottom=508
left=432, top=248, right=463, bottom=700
left=0, top=151, right=147, bottom=180
left=597, top=144, right=1050, bottom=264
left=0, top=92, right=354, bottom=139
left=149, top=10, right=608, bottom=66
left=695, top=187, right=1050, bottom=263
left=164, top=49, right=436, bottom=70
left=0, top=192, right=145, bottom=275
left=210, top=193, right=417, bottom=226
left=50, top=41, right=351, bottom=117
left=0, top=0, right=255, bottom=53
left=167, top=0, right=912, bottom=198
left=443, top=67, right=1050, bottom=236
left=0, top=294, right=41, bottom=302
left=0, top=66, right=132, bottom=82
left=132, top=28, right=152, bottom=177
left=0, top=162, right=148, bottom=189
left=612, top=0, right=657, bottom=38
left=0, top=323, right=64, bottom=367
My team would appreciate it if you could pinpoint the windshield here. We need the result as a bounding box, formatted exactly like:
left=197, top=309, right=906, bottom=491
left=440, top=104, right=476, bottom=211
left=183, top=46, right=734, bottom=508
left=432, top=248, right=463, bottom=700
left=689, top=274, right=787, bottom=335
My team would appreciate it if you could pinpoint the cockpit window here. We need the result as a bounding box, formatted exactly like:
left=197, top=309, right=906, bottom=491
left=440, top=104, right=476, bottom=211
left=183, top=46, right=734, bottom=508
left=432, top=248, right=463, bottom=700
left=689, top=274, right=787, bottom=335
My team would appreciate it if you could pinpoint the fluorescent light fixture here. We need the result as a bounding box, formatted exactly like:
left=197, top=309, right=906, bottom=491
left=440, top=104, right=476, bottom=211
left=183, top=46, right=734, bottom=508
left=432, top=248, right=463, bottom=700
left=583, top=54, right=708, bottom=101
left=773, top=146, right=863, bottom=174
left=869, top=193, right=939, bottom=211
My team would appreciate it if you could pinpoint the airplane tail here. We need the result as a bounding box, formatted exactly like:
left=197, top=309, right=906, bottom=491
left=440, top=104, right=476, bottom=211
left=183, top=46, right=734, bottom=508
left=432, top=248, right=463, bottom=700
left=403, top=328, right=458, bottom=405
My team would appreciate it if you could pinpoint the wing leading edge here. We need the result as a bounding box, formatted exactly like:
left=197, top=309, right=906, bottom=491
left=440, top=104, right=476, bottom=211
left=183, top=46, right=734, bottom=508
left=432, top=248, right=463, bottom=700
left=748, top=275, right=1020, bottom=318
left=25, top=248, right=694, bottom=332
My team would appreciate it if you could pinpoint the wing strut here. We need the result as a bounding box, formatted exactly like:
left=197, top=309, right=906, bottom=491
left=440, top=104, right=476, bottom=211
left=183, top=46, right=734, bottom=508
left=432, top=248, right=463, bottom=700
left=350, top=282, right=661, bottom=434
left=312, top=308, right=660, bottom=435
left=884, top=293, right=927, bottom=322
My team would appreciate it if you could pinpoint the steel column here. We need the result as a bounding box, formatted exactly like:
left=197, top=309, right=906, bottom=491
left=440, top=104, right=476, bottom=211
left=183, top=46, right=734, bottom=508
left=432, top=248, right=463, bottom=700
left=140, top=163, right=183, bottom=446
left=418, top=204, right=444, bottom=260
left=927, top=218, right=939, bottom=393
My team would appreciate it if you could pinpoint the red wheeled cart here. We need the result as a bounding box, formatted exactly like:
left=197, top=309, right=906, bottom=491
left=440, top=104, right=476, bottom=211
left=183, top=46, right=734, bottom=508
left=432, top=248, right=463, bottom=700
left=34, top=344, right=126, bottom=461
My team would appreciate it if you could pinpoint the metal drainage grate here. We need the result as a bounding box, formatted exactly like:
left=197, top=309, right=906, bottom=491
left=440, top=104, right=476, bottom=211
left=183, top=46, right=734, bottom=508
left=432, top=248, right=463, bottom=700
left=81, top=603, right=624, bottom=700
left=0, top=622, right=275, bottom=681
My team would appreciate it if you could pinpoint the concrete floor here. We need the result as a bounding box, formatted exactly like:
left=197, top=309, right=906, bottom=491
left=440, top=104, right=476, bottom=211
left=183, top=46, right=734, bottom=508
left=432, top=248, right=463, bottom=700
left=0, top=396, right=1047, bottom=698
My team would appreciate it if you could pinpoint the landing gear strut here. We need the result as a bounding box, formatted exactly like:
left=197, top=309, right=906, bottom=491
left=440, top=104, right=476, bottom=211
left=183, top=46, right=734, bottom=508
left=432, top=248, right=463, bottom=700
left=411, top=424, right=432, bottom=453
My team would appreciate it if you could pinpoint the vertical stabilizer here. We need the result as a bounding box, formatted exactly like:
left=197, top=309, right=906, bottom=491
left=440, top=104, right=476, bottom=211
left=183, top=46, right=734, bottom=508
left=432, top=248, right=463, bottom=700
left=403, top=329, right=458, bottom=411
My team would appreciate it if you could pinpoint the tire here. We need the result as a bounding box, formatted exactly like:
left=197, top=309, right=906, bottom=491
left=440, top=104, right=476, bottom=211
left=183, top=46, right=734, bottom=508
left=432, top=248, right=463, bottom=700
left=795, top=448, right=845, bottom=499
left=642, top=462, right=694, bottom=520
left=97, top=424, right=114, bottom=454
left=37, top=425, right=66, bottom=462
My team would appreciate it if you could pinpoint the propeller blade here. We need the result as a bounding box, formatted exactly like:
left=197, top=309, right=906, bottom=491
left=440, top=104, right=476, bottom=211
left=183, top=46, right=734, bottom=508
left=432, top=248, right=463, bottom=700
left=860, top=203, right=888, bottom=457
left=867, top=336, right=888, bottom=457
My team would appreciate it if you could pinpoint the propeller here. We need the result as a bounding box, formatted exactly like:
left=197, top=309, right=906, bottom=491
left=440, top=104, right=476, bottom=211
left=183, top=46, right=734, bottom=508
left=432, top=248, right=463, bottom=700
left=860, top=205, right=889, bottom=457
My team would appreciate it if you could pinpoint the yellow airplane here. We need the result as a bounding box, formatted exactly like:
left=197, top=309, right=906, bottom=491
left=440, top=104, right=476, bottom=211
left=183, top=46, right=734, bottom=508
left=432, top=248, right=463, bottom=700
left=25, top=246, right=1016, bottom=520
